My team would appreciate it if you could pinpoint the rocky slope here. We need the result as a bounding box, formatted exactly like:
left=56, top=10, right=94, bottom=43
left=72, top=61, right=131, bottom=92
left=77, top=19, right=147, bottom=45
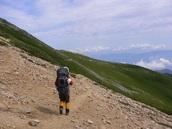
left=0, top=45, right=172, bottom=129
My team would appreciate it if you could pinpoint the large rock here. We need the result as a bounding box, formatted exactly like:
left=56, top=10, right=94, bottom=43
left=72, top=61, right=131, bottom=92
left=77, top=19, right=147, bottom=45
left=28, top=119, right=40, bottom=127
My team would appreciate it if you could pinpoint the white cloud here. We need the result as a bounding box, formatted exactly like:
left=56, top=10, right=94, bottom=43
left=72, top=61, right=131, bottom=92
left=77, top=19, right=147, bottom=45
left=113, top=43, right=167, bottom=52
left=159, top=58, right=172, bottom=65
left=2, top=0, right=172, bottom=33
left=130, top=43, right=166, bottom=50
left=75, top=46, right=110, bottom=53
left=1, top=0, right=172, bottom=50
left=74, top=43, right=167, bottom=53
left=135, top=58, right=172, bottom=70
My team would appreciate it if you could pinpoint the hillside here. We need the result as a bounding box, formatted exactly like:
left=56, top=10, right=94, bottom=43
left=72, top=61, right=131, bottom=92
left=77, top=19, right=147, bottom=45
left=1, top=17, right=172, bottom=115
left=59, top=50, right=172, bottom=115
left=1, top=45, right=172, bottom=129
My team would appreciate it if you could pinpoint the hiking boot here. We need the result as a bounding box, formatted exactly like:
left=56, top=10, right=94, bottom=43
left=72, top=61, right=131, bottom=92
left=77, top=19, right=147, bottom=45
left=66, top=109, right=69, bottom=115
left=59, top=106, right=63, bottom=114
left=60, top=109, right=63, bottom=114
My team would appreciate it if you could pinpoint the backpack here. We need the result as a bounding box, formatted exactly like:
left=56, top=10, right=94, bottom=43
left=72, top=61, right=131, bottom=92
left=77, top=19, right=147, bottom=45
left=56, top=67, right=69, bottom=90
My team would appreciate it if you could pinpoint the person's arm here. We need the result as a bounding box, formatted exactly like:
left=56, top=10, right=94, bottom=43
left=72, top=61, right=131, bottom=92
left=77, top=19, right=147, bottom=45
left=55, top=78, right=58, bottom=86
left=67, top=75, right=73, bottom=85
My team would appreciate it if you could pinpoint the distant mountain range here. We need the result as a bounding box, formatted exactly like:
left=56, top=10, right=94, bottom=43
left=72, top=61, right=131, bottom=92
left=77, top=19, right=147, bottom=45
left=156, top=69, right=172, bottom=77
left=84, top=50, right=172, bottom=64
left=83, top=50, right=172, bottom=74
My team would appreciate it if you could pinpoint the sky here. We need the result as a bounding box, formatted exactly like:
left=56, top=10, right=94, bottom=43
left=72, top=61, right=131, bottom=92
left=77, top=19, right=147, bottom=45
left=1, top=0, right=172, bottom=70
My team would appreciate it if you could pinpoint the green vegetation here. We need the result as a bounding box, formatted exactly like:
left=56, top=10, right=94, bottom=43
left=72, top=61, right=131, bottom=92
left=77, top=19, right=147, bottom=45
left=60, top=51, right=172, bottom=114
left=0, top=18, right=65, bottom=65
left=1, top=18, right=172, bottom=115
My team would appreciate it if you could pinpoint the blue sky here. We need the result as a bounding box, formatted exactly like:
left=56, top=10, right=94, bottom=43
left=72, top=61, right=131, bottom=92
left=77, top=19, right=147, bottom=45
left=1, top=0, right=172, bottom=53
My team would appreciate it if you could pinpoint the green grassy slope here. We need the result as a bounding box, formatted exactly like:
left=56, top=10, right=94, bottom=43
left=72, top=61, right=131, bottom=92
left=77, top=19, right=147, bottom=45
left=1, top=18, right=172, bottom=114
left=60, top=51, right=172, bottom=114
left=0, top=18, right=65, bottom=65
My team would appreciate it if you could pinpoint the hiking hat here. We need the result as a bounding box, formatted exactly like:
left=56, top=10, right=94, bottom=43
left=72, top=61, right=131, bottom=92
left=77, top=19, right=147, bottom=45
left=64, top=66, right=69, bottom=72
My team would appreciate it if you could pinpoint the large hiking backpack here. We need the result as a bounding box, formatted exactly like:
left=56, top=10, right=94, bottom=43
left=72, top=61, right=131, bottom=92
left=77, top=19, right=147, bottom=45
left=56, top=67, right=69, bottom=90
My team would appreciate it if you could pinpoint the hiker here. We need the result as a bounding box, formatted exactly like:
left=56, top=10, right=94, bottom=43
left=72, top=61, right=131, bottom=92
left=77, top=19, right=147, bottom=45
left=55, top=66, right=73, bottom=115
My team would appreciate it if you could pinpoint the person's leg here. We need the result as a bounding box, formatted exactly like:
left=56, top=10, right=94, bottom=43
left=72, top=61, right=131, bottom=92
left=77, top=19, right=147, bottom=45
left=59, top=101, right=64, bottom=114
left=65, top=102, right=70, bottom=115
left=59, top=91, right=64, bottom=114
left=65, top=90, right=70, bottom=115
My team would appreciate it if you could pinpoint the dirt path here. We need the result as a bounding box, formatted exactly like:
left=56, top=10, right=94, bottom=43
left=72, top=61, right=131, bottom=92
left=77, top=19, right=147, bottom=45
left=40, top=77, right=93, bottom=129
left=0, top=46, right=172, bottom=129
